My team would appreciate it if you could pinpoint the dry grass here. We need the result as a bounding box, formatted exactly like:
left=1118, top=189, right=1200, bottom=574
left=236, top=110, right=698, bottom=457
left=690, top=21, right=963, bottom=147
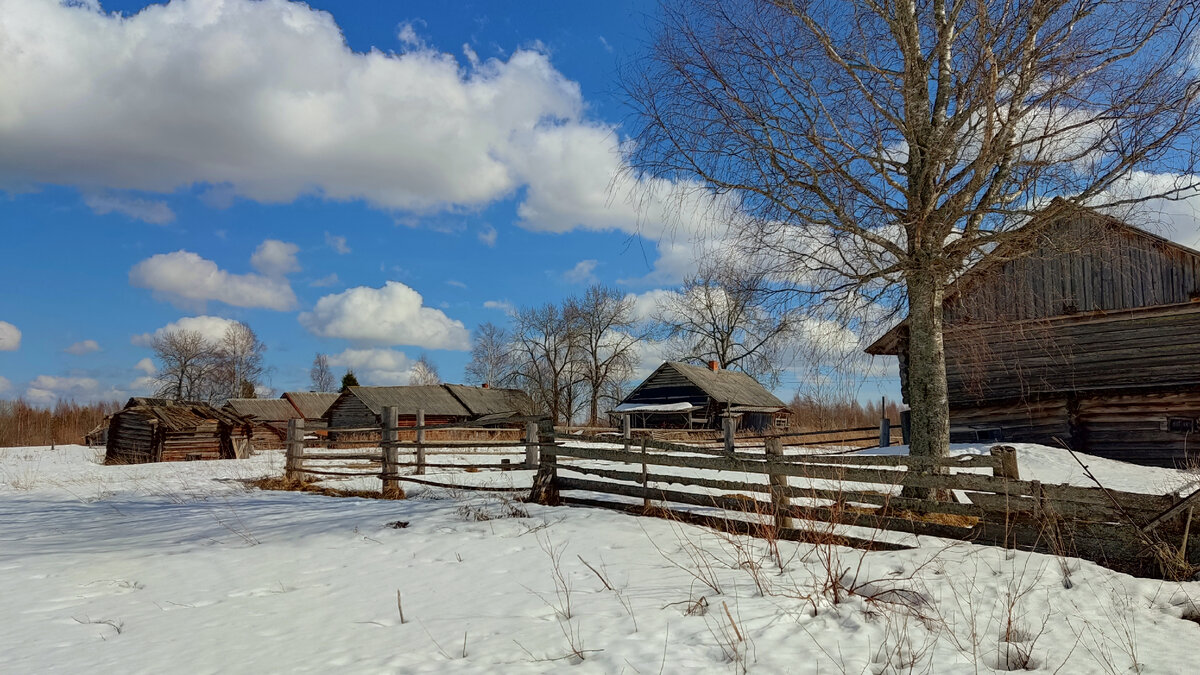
left=248, top=476, right=400, bottom=500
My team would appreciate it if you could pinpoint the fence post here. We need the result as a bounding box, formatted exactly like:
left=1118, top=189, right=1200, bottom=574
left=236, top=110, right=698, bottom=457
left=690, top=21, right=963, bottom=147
left=879, top=417, right=891, bottom=448
left=525, top=421, right=539, bottom=469
left=382, top=406, right=400, bottom=498
left=990, top=445, right=1019, bottom=480
left=415, top=408, right=426, bottom=476
left=530, top=417, right=559, bottom=505
left=623, top=414, right=632, bottom=453
left=766, top=437, right=792, bottom=531
left=723, top=416, right=735, bottom=454
left=285, top=418, right=305, bottom=482
left=641, top=438, right=650, bottom=511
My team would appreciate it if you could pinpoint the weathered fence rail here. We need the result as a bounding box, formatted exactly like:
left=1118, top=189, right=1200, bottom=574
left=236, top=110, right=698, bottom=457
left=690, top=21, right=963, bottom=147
left=283, top=408, right=553, bottom=495
left=530, top=433, right=1200, bottom=578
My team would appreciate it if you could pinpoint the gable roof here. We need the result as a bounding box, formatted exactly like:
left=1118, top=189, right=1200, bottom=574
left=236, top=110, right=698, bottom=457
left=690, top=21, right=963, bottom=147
left=117, top=400, right=251, bottom=432
left=343, top=385, right=471, bottom=417
left=223, top=398, right=299, bottom=421
left=282, top=392, right=339, bottom=419
left=628, top=362, right=787, bottom=409
left=443, top=384, right=534, bottom=416
left=865, top=203, right=1200, bottom=356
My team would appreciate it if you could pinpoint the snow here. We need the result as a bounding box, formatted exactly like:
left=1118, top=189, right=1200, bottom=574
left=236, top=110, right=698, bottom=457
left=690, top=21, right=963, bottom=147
left=3, top=443, right=1200, bottom=673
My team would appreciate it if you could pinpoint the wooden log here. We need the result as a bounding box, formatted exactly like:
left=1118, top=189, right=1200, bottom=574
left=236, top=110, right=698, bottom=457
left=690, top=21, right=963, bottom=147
left=879, top=417, right=891, bottom=448
left=415, top=409, right=426, bottom=476
left=723, top=417, right=735, bottom=454
left=766, top=437, right=792, bottom=530
left=382, top=406, right=401, bottom=498
left=284, top=418, right=305, bottom=482
left=990, top=445, right=1020, bottom=479
left=529, top=418, right=559, bottom=504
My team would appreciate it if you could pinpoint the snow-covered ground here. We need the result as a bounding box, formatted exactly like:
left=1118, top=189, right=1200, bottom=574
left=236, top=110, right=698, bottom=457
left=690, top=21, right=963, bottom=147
left=3, top=443, right=1200, bottom=673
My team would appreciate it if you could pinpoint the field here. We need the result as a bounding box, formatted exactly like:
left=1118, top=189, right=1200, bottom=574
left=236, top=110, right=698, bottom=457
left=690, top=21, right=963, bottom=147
left=2, top=442, right=1199, bottom=673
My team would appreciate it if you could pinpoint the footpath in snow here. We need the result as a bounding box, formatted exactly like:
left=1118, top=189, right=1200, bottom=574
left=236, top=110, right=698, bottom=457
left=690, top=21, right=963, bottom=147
left=2, top=443, right=1199, bottom=673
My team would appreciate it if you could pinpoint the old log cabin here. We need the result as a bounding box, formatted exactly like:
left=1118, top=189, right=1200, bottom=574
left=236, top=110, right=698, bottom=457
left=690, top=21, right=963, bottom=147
left=281, top=392, right=339, bottom=429
left=325, top=384, right=534, bottom=432
left=221, top=398, right=295, bottom=450
left=866, top=205, right=1200, bottom=466
left=105, top=398, right=255, bottom=464
left=614, top=361, right=789, bottom=431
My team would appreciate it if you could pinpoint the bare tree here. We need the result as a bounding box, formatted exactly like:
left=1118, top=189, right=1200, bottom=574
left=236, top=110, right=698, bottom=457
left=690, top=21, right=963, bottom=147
left=464, top=322, right=517, bottom=387
left=629, top=0, right=1200, bottom=459
left=567, top=285, right=641, bottom=424
left=213, top=322, right=268, bottom=401
left=310, top=353, right=335, bottom=392
left=654, top=270, right=792, bottom=388
left=151, top=330, right=218, bottom=401
left=511, top=303, right=584, bottom=423
left=409, top=354, right=441, bottom=386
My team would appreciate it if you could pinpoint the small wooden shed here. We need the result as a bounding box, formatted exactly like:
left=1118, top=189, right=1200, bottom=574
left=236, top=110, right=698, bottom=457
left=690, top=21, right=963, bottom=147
left=866, top=204, right=1200, bottom=466
left=281, top=392, right=339, bottom=429
left=222, top=398, right=295, bottom=450
left=614, top=361, right=789, bottom=432
left=105, top=398, right=254, bottom=464
left=325, top=384, right=534, bottom=430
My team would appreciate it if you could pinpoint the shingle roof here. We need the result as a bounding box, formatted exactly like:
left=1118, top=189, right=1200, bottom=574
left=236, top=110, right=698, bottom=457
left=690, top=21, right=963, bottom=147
left=443, top=384, right=534, bottom=416
left=223, top=398, right=299, bottom=421
left=663, top=362, right=787, bottom=408
left=281, top=392, right=339, bottom=419
left=346, top=386, right=471, bottom=416
left=120, top=401, right=252, bottom=432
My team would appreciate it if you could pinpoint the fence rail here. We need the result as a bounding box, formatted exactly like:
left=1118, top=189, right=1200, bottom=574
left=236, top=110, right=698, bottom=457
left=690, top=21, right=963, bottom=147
left=529, top=432, right=1200, bottom=579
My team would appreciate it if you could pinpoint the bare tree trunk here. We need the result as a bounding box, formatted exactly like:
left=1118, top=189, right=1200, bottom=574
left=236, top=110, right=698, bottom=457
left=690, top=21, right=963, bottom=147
left=905, top=268, right=950, bottom=461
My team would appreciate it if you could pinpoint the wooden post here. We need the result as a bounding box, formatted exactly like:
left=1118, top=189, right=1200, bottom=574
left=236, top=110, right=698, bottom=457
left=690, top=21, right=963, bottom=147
left=415, top=408, right=426, bottom=476
left=529, top=417, right=559, bottom=505
left=641, top=438, right=650, bottom=511
left=766, top=437, right=792, bottom=530
left=623, top=414, right=632, bottom=453
left=382, top=406, right=400, bottom=498
left=879, top=417, right=891, bottom=448
left=723, top=416, right=735, bottom=454
left=525, top=421, right=539, bottom=469
left=990, top=445, right=1019, bottom=480
left=285, top=418, right=305, bottom=482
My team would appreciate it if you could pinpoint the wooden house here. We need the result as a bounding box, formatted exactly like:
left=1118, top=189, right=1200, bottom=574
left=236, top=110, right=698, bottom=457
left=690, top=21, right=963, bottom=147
left=614, top=361, right=789, bottom=431
left=281, top=392, right=339, bottom=428
left=866, top=205, right=1200, bottom=466
left=222, top=398, right=294, bottom=450
left=105, top=398, right=254, bottom=464
left=325, top=384, right=534, bottom=431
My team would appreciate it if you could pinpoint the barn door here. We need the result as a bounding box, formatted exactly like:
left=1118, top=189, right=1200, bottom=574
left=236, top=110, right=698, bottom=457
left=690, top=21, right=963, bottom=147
left=233, top=436, right=250, bottom=459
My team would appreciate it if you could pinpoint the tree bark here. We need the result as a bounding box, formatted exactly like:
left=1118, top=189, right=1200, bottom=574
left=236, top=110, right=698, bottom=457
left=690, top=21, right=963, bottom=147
left=904, top=267, right=951, bottom=460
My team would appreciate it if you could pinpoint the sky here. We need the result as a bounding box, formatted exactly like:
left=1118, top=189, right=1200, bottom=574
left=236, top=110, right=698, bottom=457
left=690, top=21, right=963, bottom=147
left=12, top=0, right=1196, bottom=408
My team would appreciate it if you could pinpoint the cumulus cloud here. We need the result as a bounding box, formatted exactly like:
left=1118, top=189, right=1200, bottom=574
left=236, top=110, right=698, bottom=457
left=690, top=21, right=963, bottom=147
left=477, top=225, right=497, bottom=247
left=326, top=348, right=415, bottom=385
left=324, top=232, right=351, bottom=254
left=563, top=259, right=599, bottom=284
left=624, top=289, right=677, bottom=321
left=132, top=315, right=242, bottom=346
left=65, top=339, right=101, bottom=355
left=130, top=250, right=297, bottom=310
left=25, top=375, right=103, bottom=405
left=300, top=281, right=470, bottom=349
left=0, top=321, right=20, bottom=351
left=134, top=357, right=157, bottom=375
left=250, top=239, right=301, bottom=276
left=84, top=192, right=175, bottom=224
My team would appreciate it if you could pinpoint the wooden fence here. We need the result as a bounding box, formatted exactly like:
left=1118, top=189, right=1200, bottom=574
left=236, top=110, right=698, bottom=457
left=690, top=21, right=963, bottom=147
left=529, top=432, right=1200, bottom=579
left=284, top=408, right=554, bottom=494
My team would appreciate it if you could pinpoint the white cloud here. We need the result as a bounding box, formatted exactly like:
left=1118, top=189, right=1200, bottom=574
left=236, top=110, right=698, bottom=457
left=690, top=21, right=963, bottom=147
left=446, top=280, right=467, bottom=289
left=132, top=315, right=242, bottom=347
left=325, top=232, right=351, bottom=254
left=25, top=375, right=102, bottom=405
left=477, top=225, right=497, bottom=247
left=250, top=239, right=301, bottom=276
left=0, top=376, right=10, bottom=395
left=134, top=357, right=157, bottom=375
left=326, top=348, right=415, bottom=385
left=130, top=250, right=297, bottom=310
left=84, top=192, right=175, bottom=224
left=563, top=259, right=599, bottom=284
left=64, top=339, right=101, bottom=355
left=0, top=321, right=20, bottom=351
left=309, top=273, right=340, bottom=287
left=625, top=289, right=677, bottom=321
left=483, top=300, right=516, bottom=315
left=129, top=375, right=157, bottom=394
left=300, top=281, right=470, bottom=349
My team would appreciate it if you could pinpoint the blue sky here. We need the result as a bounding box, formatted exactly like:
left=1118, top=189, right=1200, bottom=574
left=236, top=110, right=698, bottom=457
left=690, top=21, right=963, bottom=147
left=0, top=0, right=904, bottom=405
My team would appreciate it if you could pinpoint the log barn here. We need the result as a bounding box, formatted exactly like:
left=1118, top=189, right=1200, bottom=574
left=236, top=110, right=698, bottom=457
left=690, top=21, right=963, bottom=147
left=221, top=398, right=294, bottom=450
left=614, top=361, right=789, bottom=431
left=325, top=384, right=534, bottom=431
left=105, top=398, right=254, bottom=464
left=280, top=392, right=339, bottom=429
left=866, top=204, right=1200, bottom=466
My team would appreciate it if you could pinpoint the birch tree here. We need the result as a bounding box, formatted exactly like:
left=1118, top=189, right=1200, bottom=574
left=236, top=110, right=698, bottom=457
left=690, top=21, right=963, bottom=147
left=628, top=0, right=1200, bottom=459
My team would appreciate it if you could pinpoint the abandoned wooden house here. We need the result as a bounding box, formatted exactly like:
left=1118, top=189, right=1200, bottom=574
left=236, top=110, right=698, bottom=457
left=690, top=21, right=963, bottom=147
left=221, top=398, right=294, bottom=450
left=866, top=204, right=1200, bottom=466
left=613, top=361, right=789, bottom=431
left=325, top=384, right=534, bottom=431
left=105, top=398, right=255, bottom=464
left=280, top=391, right=339, bottom=429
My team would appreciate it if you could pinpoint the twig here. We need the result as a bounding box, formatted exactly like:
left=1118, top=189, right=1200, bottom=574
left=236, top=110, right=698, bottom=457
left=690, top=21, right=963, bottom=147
left=722, top=601, right=744, bottom=643
left=577, top=555, right=613, bottom=590
left=397, top=589, right=406, bottom=624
